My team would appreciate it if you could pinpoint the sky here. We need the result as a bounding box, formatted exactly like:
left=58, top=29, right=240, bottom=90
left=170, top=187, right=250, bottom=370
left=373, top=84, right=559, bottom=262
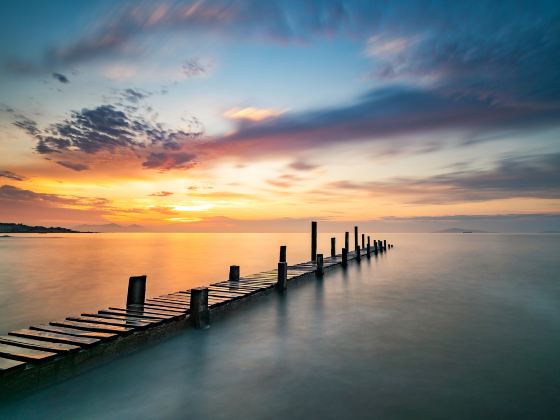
left=0, top=0, right=559, bottom=232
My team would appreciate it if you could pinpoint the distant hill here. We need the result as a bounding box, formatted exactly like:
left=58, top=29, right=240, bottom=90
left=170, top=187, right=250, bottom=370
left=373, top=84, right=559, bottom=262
left=73, top=223, right=144, bottom=232
left=434, top=227, right=491, bottom=233
left=0, top=223, right=82, bottom=233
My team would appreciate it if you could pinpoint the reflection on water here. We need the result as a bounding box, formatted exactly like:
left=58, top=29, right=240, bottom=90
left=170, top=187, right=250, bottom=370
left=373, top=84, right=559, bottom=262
left=1, top=233, right=560, bottom=419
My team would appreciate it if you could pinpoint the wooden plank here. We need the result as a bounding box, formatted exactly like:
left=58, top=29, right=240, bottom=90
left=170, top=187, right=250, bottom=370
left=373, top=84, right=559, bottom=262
left=106, top=307, right=178, bottom=319
left=142, top=303, right=186, bottom=314
left=0, top=356, right=26, bottom=373
left=88, top=312, right=165, bottom=324
left=110, top=306, right=181, bottom=317
left=48, top=321, right=132, bottom=335
left=31, top=325, right=117, bottom=340
left=0, top=335, right=80, bottom=353
left=0, top=343, right=57, bottom=363
left=68, top=316, right=152, bottom=329
left=10, top=329, right=100, bottom=347
left=148, top=298, right=189, bottom=307
left=144, top=301, right=188, bottom=311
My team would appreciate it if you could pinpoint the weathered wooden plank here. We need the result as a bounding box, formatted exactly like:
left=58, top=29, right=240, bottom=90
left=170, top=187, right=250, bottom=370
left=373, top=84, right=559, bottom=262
left=0, top=335, right=80, bottom=353
left=30, top=324, right=117, bottom=340
left=0, top=356, right=26, bottom=373
left=108, top=306, right=180, bottom=318
left=89, top=312, right=165, bottom=324
left=68, top=316, right=152, bottom=329
left=48, top=320, right=133, bottom=335
left=142, top=303, right=186, bottom=313
left=144, top=301, right=188, bottom=311
left=148, top=298, right=189, bottom=307
left=0, top=343, right=57, bottom=363
left=10, top=329, right=100, bottom=347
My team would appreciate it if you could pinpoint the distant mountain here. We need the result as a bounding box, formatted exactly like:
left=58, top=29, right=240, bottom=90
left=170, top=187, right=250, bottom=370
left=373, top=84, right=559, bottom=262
left=0, top=222, right=82, bottom=233
left=73, top=223, right=144, bottom=232
left=434, top=227, right=491, bottom=233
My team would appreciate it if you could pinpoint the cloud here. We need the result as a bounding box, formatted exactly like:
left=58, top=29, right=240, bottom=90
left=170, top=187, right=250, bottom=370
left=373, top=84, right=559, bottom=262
left=327, top=153, right=560, bottom=204
left=223, top=107, right=284, bottom=122
left=0, top=184, right=109, bottom=207
left=51, top=72, right=69, bottom=83
left=181, top=58, right=210, bottom=78
left=142, top=151, right=197, bottom=170
left=149, top=191, right=174, bottom=197
left=13, top=103, right=204, bottom=170
left=289, top=160, right=318, bottom=171
left=121, top=88, right=149, bottom=103
left=56, top=161, right=90, bottom=171
left=203, top=85, right=560, bottom=157
left=0, top=170, right=27, bottom=181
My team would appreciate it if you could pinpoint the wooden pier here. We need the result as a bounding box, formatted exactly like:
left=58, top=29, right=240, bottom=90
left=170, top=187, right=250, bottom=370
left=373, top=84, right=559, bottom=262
left=0, top=223, right=393, bottom=398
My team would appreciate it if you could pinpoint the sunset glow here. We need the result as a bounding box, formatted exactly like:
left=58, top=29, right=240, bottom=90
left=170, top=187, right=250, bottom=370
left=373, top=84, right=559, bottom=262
left=1, top=0, right=558, bottom=232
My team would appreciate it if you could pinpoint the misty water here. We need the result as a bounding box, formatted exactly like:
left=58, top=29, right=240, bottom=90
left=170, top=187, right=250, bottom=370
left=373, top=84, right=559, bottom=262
left=1, top=233, right=560, bottom=419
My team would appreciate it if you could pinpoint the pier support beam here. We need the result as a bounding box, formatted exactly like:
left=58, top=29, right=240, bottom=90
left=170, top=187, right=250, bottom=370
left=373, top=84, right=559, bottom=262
left=383, top=240, right=387, bottom=251
left=373, top=240, right=378, bottom=255
left=126, top=275, right=146, bottom=306
left=330, top=237, right=336, bottom=258
left=190, top=287, right=209, bottom=329
left=316, top=254, right=324, bottom=276
left=361, top=233, right=365, bottom=249
left=367, top=236, right=371, bottom=257
left=345, top=232, right=349, bottom=251
left=311, top=221, right=317, bottom=262
left=229, top=265, right=240, bottom=282
left=277, top=262, right=288, bottom=291
left=378, top=240, right=383, bottom=253
left=279, top=245, right=287, bottom=263
left=356, top=245, right=361, bottom=262
left=342, top=247, right=348, bottom=266
left=354, top=226, right=359, bottom=251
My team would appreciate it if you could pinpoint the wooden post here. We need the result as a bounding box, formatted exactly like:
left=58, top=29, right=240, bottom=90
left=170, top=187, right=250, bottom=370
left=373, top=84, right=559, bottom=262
left=356, top=245, right=361, bottom=261
left=316, top=254, right=324, bottom=276
left=378, top=240, right=383, bottom=253
left=345, top=232, right=349, bottom=251
left=330, top=237, right=336, bottom=258
left=277, top=262, right=288, bottom=291
left=367, top=236, right=371, bottom=257
left=373, top=240, right=378, bottom=254
left=361, top=233, right=365, bottom=248
left=229, top=265, right=240, bottom=282
left=279, top=245, right=287, bottom=263
left=190, top=287, right=209, bottom=329
left=354, top=226, right=359, bottom=251
left=342, top=247, right=348, bottom=266
left=311, top=221, right=317, bottom=262
left=383, top=239, right=387, bottom=251
left=126, top=275, right=146, bottom=306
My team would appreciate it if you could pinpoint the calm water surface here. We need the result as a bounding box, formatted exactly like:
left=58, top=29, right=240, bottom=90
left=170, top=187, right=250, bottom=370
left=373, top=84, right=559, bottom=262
left=1, top=233, right=559, bottom=419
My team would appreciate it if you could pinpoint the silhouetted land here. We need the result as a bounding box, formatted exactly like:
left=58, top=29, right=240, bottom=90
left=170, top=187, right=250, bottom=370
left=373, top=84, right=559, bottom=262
left=0, top=223, right=84, bottom=234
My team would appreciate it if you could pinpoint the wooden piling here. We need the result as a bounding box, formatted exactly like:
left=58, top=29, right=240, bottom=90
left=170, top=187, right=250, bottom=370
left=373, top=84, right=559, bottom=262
left=342, top=247, right=348, bottom=266
left=345, top=232, right=349, bottom=251
left=356, top=245, right=361, bottom=261
left=361, top=233, right=365, bottom=248
left=383, top=239, right=387, bottom=251
left=279, top=245, right=287, bottom=263
left=229, top=265, right=240, bottom=282
left=378, top=240, right=383, bottom=253
left=311, top=221, right=317, bottom=262
left=190, top=287, right=209, bottom=329
left=373, top=240, right=378, bottom=254
left=330, top=237, right=336, bottom=258
left=316, top=254, right=324, bottom=276
left=126, top=275, right=146, bottom=306
left=354, top=226, right=359, bottom=251
left=367, top=236, right=371, bottom=257
left=277, top=262, right=288, bottom=291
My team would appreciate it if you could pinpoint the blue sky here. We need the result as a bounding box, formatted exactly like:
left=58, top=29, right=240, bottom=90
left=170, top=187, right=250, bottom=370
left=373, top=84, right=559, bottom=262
left=0, top=0, right=559, bottom=231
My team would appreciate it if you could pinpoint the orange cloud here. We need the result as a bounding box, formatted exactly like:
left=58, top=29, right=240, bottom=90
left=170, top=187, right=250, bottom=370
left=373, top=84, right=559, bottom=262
left=224, top=107, right=284, bottom=122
